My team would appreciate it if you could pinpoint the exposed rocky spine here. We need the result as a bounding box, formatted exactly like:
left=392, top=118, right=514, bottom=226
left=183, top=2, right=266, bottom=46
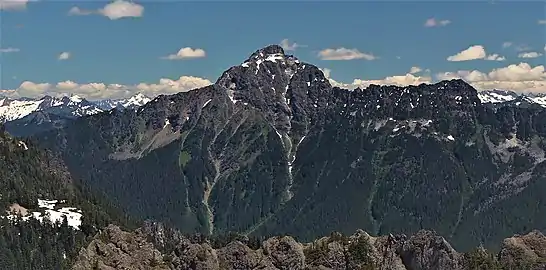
left=72, top=223, right=546, bottom=270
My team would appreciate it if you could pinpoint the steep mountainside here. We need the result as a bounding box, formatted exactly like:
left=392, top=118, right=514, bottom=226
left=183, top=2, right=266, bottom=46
left=0, top=126, right=136, bottom=269
left=36, top=45, right=546, bottom=251
left=72, top=221, right=546, bottom=270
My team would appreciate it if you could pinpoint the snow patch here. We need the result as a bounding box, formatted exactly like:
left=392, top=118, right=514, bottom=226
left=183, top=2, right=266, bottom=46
left=202, top=99, right=212, bottom=108
left=5, top=199, right=83, bottom=230
left=38, top=199, right=57, bottom=210
left=265, top=54, right=284, bottom=63
left=18, top=141, right=28, bottom=150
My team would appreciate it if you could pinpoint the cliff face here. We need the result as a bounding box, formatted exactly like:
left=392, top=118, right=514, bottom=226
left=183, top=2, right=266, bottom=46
left=72, top=223, right=546, bottom=270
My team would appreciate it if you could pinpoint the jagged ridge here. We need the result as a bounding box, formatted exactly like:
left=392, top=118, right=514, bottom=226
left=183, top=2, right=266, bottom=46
left=72, top=222, right=546, bottom=270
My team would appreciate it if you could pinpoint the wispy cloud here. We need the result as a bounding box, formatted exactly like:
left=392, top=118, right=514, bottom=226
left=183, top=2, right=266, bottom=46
left=58, top=52, right=71, bottom=60
left=0, top=0, right=28, bottom=10
left=0, top=47, right=20, bottom=53
left=409, top=67, right=422, bottom=74
left=318, top=48, right=377, bottom=61
left=518, top=52, right=543, bottom=59
left=424, top=18, right=451, bottom=27
left=279, top=39, right=306, bottom=51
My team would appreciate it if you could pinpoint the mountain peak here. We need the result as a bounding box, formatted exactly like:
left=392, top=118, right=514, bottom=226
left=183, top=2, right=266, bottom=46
left=247, top=44, right=286, bottom=61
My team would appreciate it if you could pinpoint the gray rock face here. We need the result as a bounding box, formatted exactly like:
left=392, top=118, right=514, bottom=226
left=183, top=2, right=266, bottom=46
left=217, top=241, right=276, bottom=269
left=263, top=236, right=306, bottom=270
left=399, top=230, right=462, bottom=270
left=169, top=239, right=219, bottom=270
left=72, top=225, right=168, bottom=270
left=499, top=230, right=546, bottom=270
left=71, top=224, right=546, bottom=270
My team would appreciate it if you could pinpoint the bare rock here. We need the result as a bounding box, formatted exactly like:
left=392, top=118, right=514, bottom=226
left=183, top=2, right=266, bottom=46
left=169, top=238, right=219, bottom=270
left=72, top=225, right=168, bottom=270
left=499, top=230, right=546, bottom=269
left=263, top=236, right=306, bottom=270
left=399, top=230, right=462, bottom=270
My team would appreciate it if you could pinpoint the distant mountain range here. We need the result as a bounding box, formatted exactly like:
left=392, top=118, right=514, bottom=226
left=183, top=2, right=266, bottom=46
left=2, top=84, right=545, bottom=138
left=0, top=93, right=152, bottom=136
left=92, top=93, right=152, bottom=111
left=477, top=89, right=546, bottom=108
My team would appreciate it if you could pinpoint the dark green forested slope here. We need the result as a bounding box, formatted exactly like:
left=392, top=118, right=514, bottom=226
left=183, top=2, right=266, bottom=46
left=0, top=125, right=137, bottom=269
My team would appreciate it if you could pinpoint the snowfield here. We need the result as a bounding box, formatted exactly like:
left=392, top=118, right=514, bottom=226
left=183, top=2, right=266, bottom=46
left=3, top=199, right=83, bottom=230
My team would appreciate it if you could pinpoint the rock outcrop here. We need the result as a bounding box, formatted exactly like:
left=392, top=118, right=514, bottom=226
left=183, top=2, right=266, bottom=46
left=71, top=223, right=546, bottom=270
left=72, top=225, right=168, bottom=270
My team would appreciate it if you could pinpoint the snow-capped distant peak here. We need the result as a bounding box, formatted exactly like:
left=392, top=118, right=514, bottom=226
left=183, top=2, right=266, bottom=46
left=478, top=90, right=518, bottom=104
left=123, top=93, right=151, bottom=107
left=69, top=95, right=83, bottom=103
left=478, top=89, right=546, bottom=108
left=0, top=99, right=45, bottom=123
left=92, top=93, right=152, bottom=111
left=0, top=95, right=103, bottom=123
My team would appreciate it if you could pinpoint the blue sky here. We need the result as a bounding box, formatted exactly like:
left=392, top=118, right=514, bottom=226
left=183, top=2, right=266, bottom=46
left=0, top=0, right=545, bottom=99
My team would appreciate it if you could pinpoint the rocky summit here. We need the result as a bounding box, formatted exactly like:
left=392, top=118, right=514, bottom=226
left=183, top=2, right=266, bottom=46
left=34, top=45, right=546, bottom=254
left=72, top=222, right=546, bottom=270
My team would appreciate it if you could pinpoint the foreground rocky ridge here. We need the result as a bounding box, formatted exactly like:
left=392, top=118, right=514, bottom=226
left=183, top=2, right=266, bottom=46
left=73, top=223, right=546, bottom=270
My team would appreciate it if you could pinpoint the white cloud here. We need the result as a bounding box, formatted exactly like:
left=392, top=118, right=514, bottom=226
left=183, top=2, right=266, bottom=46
left=436, top=63, right=546, bottom=93
left=1, top=75, right=212, bottom=100
left=318, top=68, right=332, bottom=79
left=320, top=68, right=431, bottom=90
left=0, top=0, right=28, bottom=10
left=351, top=74, right=432, bottom=88
left=318, top=48, right=377, bottom=61
left=409, top=66, right=422, bottom=74
left=484, top=54, right=505, bottom=61
left=58, top=52, right=71, bottom=60
left=280, top=39, right=305, bottom=51
left=538, top=20, right=546, bottom=24
left=0, top=47, right=20, bottom=53
left=161, top=47, right=206, bottom=60
left=100, top=0, right=143, bottom=20
left=518, top=52, right=543, bottom=58
left=424, top=18, right=451, bottom=27
left=502, top=42, right=513, bottom=49
left=447, top=45, right=504, bottom=62
left=68, top=0, right=144, bottom=20
left=319, top=63, right=546, bottom=94
left=67, top=7, right=94, bottom=16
